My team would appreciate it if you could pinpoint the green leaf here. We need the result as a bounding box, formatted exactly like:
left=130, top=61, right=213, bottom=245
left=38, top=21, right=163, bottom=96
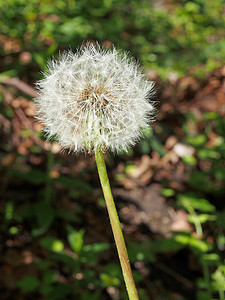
left=151, top=135, right=166, bottom=157
left=0, top=70, right=17, bottom=82
left=50, top=253, right=78, bottom=271
left=30, top=145, right=41, bottom=153
left=33, top=52, right=47, bottom=70
left=83, top=242, right=110, bottom=253
left=139, top=140, right=151, bottom=154
left=114, top=174, right=125, bottom=181
left=151, top=233, right=188, bottom=252
left=173, top=232, right=192, bottom=245
left=5, top=201, right=14, bottom=221
left=217, top=234, right=225, bottom=250
left=100, top=273, right=120, bottom=287
left=182, top=155, right=197, bottom=166
left=32, top=202, right=55, bottom=237
left=9, top=226, right=19, bottom=235
left=17, top=276, right=40, bottom=292
left=59, top=17, right=92, bottom=38
left=67, top=225, right=84, bottom=254
left=7, top=168, right=46, bottom=184
left=188, top=170, right=213, bottom=192
left=160, top=188, right=175, bottom=197
left=80, top=243, right=110, bottom=264
left=216, top=116, right=225, bottom=137
left=47, top=43, right=58, bottom=56
left=103, top=264, right=122, bottom=279
left=189, top=236, right=212, bottom=253
left=152, top=231, right=212, bottom=254
left=186, top=134, right=207, bottom=147
left=197, top=148, right=221, bottom=160
left=40, top=237, right=64, bottom=253
left=152, top=238, right=185, bottom=252
left=203, top=112, right=218, bottom=120
left=44, top=283, right=72, bottom=300
left=54, top=175, right=92, bottom=192
left=188, top=214, right=216, bottom=224
left=212, top=265, right=225, bottom=290
left=201, top=253, right=221, bottom=266
left=125, top=164, right=137, bottom=175
left=177, top=194, right=216, bottom=213
left=196, top=277, right=208, bottom=289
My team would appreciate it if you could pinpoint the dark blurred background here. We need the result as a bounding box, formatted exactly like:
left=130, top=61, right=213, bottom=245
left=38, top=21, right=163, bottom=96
left=0, top=1, right=225, bottom=299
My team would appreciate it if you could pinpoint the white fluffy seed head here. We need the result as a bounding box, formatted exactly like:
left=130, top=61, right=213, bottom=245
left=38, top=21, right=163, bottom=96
left=35, top=43, right=155, bottom=153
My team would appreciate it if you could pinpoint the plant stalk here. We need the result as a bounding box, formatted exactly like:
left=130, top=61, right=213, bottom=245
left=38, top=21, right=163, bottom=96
left=95, top=149, right=139, bottom=300
left=202, top=261, right=212, bottom=299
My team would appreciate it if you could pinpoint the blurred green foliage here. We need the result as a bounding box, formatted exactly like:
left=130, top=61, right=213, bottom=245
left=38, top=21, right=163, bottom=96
left=1, top=104, right=223, bottom=299
left=152, top=112, right=225, bottom=300
left=1, top=0, right=225, bottom=299
left=1, top=0, right=225, bottom=78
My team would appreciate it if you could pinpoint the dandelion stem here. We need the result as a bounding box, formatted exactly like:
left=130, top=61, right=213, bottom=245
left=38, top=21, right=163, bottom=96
left=95, top=149, right=139, bottom=300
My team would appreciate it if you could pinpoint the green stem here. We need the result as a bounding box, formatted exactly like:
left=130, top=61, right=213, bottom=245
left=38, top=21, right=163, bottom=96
left=202, top=261, right=212, bottom=299
left=219, top=289, right=225, bottom=300
left=189, top=207, right=203, bottom=236
left=95, top=149, right=139, bottom=300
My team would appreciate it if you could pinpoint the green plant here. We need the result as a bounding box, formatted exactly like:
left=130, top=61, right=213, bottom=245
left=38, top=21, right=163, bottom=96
left=1, top=0, right=224, bottom=79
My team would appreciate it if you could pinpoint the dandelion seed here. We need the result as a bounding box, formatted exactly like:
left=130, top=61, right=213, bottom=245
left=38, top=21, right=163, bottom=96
left=35, top=42, right=155, bottom=153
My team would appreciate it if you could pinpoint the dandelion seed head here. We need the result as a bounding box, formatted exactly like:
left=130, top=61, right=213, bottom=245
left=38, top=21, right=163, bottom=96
left=35, top=42, right=155, bottom=153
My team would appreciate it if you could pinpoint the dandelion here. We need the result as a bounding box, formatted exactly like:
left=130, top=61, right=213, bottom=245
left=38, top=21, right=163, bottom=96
left=35, top=43, right=155, bottom=153
left=35, top=42, right=155, bottom=300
